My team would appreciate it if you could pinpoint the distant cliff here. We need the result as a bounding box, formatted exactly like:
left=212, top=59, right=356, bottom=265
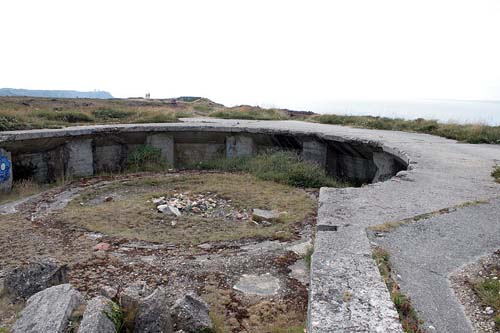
left=0, top=88, right=113, bottom=99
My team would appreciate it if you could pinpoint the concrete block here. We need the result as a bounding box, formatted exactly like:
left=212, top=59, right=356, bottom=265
left=226, top=136, right=255, bottom=158
left=146, top=134, right=174, bottom=166
left=66, top=139, right=94, bottom=177
left=302, top=140, right=327, bottom=168
left=0, top=148, right=13, bottom=193
left=94, top=144, right=126, bottom=173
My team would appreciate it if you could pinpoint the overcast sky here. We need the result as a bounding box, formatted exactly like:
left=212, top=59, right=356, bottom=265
left=1, top=0, right=499, bottom=108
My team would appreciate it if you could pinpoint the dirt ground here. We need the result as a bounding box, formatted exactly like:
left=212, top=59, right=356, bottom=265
left=451, top=251, right=500, bottom=333
left=0, top=171, right=316, bottom=333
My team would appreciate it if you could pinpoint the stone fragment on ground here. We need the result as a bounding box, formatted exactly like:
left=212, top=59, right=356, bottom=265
left=172, top=293, right=213, bottom=332
left=78, top=296, right=117, bottom=333
left=158, top=204, right=182, bottom=217
left=233, top=273, right=280, bottom=296
left=100, top=285, right=118, bottom=300
left=12, top=284, right=84, bottom=333
left=4, top=259, right=68, bottom=300
left=134, top=288, right=173, bottom=333
left=289, top=259, right=309, bottom=285
left=94, top=242, right=111, bottom=251
left=252, top=209, right=280, bottom=223
left=286, top=239, right=312, bottom=256
left=119, top=281, right=153, bottom=314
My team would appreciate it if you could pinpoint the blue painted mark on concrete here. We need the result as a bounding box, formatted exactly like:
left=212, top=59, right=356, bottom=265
left=0, top=155, right=11, bottom=183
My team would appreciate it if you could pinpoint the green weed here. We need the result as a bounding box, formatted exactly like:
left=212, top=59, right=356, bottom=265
left=492, top=166, right=500, bottom=183
left=194, top=150, right=341, bottom=188
left=372, top=247, right=424, bottom=333
left=125, top=145, right=169, bottom=172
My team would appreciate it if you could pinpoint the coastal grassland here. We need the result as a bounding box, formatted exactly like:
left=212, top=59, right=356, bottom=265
left=3, top=95, right=500, bottom=145
left=193, top=150, right=343, bottom=188
left=56, top=173, right=316, bottom=245
left=312, top=114, right=500, bottom=144
left=0, top=96, right=218, bottom=130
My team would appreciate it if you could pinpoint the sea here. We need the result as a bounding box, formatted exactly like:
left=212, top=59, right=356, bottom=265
left=307, top=100, right=500, bottom=126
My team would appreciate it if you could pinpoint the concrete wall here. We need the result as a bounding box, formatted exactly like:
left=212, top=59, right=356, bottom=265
left=302, top=140, right=327, bottom=168
left=66, top=139, right=94, bottom=177
left=226, top=135, right=255, bottom=158
left=1, top=130, right=406, bottom=187
left=146, top=133, right=174, bottom=166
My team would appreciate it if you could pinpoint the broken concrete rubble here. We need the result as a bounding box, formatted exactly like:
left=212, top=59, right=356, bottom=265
left=12, top=284, right=84, bottom=333
left=4, top=259, right=68, bottom=300
left=78, top=296, right=117, bottom=333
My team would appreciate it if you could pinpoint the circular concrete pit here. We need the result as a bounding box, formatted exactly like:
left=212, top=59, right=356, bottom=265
left=2, top=118, right=498, bottom=332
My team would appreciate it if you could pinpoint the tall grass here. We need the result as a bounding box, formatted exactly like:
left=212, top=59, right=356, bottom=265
left=210, top=106, right=290, bottom=120
left=126, top=145, right=169, bottom=172
left=313, top=114, right=500, bottom=144
left=193, top=150, right=341, bottom=188
left=493, top=166, right=500, bottom=183
left=372, top=247, right=424, bottom=333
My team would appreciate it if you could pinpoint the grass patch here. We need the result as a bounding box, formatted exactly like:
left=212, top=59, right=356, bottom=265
left=372, top=247, right=424, bottom=333
left=210, top=106, right=290, bottom=120
left=125, top=145, right=169, bottom=172
left=493, top=166, right=500, bottom=183
left=312, top=114, right=500, bottom=144
left=92, top=108, right=134, bottom=119
left=57, top=173, right=316, bottom=245
left=0, top=179, right=62, bottom=204
left=35, top=110, right=95, bottom=123
left=472, top=274, right=500, bottom=330
left=134, top=110, right=181, bottom=123
left=304, top=246, right=314, bottom=270
left=104, top=301, right=124, bottom=333
left=193, top=151, right=342, bottom=188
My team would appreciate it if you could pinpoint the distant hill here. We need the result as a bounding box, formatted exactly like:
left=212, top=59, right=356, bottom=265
left=0, top=88, right=113, bottom=99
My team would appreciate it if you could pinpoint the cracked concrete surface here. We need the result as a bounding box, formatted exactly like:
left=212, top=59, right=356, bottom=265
left=369, top=198, right=500, bottom=332
left=1, top=119, right=500, bottom=332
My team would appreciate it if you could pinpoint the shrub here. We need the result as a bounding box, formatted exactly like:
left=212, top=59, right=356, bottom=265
left=210, top=107, right=289, bottom=120
left=493, top=166, right=500, bottom=183
left=35, top=110, right=94, bottom=123
left=195, top=150, right=341, bottom=188
left=193, top=104, right=213, bottom=113
left=0, top=115, right=24, bottom=131
left=135, top=111, right=179, bottom=123
left=126, top=145, right=169, bottom=172
left=92, top=108, right=133, bottom=119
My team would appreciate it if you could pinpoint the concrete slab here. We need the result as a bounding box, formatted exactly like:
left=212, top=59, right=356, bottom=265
left=370, top=198, right=500, bottom=333
left=233, top=273, right=280, bottom=296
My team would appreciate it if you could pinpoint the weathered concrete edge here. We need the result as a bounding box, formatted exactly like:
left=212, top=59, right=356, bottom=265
left=308, top=191, right=404, bottom=332
left=0, top=122, right=411, bottom=166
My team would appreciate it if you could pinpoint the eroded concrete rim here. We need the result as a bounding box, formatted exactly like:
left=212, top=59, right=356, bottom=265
left=0, top=121, right=411, bottom=164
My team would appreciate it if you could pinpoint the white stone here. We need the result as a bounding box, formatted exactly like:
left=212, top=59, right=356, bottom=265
left=158, top=204, right=182, bottom=216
